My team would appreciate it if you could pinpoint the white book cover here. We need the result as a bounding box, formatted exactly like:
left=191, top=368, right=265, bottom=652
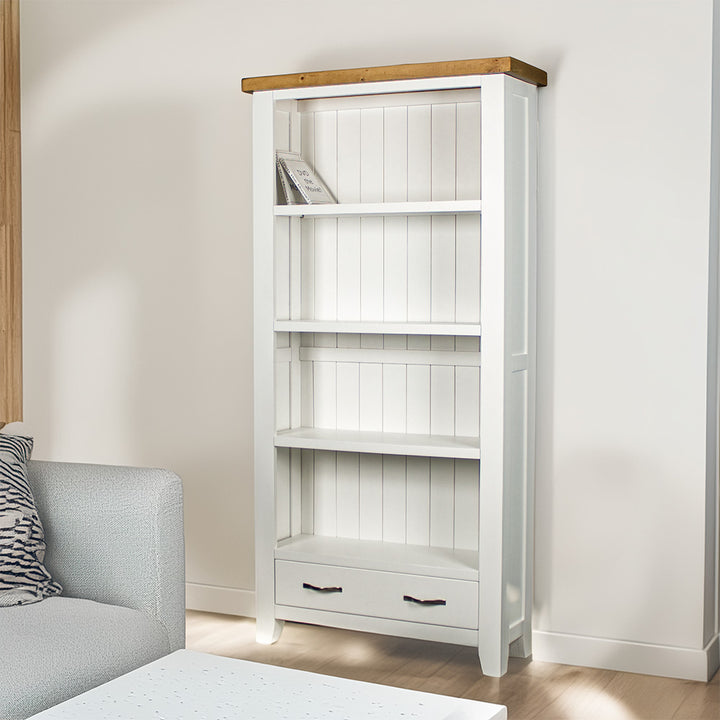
left=278, top=153, right=335, bottom=204
left=275, top=153, right=304, bottom=204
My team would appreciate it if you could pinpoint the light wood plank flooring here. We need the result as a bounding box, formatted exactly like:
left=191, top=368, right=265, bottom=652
left=186, top=611, right=719, bottom=719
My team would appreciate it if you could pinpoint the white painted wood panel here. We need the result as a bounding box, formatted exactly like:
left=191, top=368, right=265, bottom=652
left=456, top=101, right=482, bottom=200
left=300, top=449, right=314, bottom=534
left=300, top=109, right=315, bottom=168
left=337, top=109, right=361, bottom=203
left=360, top=217, right=384, bottom=321
left=430, top=458, right=455, bottom=549
left=276, top=533, right=478, bottom=579
left=382, top=456, right=407, bottom=543
left=289, top=451, right=479, bottom=554
left=274, top=360, right=290, bottom=431
left=383, top=217, right=408, bottom=322
left=360, top=108, right=384, bottom=202
left=290, top=218, right=302, bottom=320
left=383, top=106, right=408, bottom=202
left=431, top=103, right=457, bottom=201
left=336, top=451, right=360, bottom=539
left=275, top=560, right=479, bottom=629
left=274, top=219, right=290, bottom=320
left=430, top=365, right=455, bottom=435
left=382, top=363, right=407, bottom=433
left=299, top=346, right=480, bottom=366
left=336, top=218, right=361, bottom=321
left=406, top=364, right=431, bottom=434
left=313, top=450, right=337, bottom=537
left=274, top=109, right=291, bottom=153
left=313, top=360, right=337, bottom=428
left=300, top=219, right=315, bottom=320
left=313, top=218, right=337, bottom=321
left=275, top=429, right=480, bottom=460
left=407, top=105, right=432, bottom=202
left=382, top=333, right=406, bottom=351
left=359, top=362, right=383, bottom=431
left=274, top=200, right=481, bottom=216
left=253, top=87, right=280, bottom=646
left=431, top=216, right=456, bottom=322
left=359, top=453, right=383, bottom=541
left=299, top=88, right=484, bottom=113
left=275, top=321, right=481, bottom=336
left=407, top=217, right=432, bottom=322
left=290, top=448, right=302, bottom=536
left=455, top=366, right=480, bottom=438
left=300, top=357, right=313, bottom=427
left=276, top=448, right=291, bottom=540
left=406, top=456, right=431, bottom=546
left=314, top=110, right=338, bottom=198
left=455, top=215, right=481, bottom=323
left=453, top=460, right=479, bottom=552
left=276, top=76, right=497, bottom=101
left=336, top=362, right=360, bottom=430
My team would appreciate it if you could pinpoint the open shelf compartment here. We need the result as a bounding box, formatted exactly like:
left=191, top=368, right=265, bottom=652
left=276, top=534, right=479, bottom=582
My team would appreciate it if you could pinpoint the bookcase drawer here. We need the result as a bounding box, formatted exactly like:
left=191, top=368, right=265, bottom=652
left=275, top=560, right=478, bottom=630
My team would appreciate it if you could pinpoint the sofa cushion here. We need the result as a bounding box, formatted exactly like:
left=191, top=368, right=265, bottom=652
left=0, top=434, right=62, bottom=606
left=0, top=596, right=171, bottom=719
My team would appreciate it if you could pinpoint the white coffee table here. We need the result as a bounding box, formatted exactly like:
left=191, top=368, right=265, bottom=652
left=28, top=649, right=506, bottom=719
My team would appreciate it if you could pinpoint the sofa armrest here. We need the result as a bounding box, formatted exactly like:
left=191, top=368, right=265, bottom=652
left=26, top=460, right=185, bottom=652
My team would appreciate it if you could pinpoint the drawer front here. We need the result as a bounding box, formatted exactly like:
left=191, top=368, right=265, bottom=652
left=275, top=561, right=478, bottom=630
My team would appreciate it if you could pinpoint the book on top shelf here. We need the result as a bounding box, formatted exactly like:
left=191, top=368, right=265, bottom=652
left=276, top=153, right=304, bottom=204
left=276, top=151, right=335, bottom=204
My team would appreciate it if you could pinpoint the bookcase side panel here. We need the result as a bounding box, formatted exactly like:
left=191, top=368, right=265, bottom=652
left=477, top=73, right=509, bottom=676
left=253, top=90, right=282, bottom=644
left=504, top=78, right=538, bottom=654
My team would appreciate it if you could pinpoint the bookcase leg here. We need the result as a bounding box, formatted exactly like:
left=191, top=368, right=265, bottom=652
left=509, top=631, right=532, bottom=659
left=256, top=617, right=284, bottom=645
left=478, top=640, right=509, bottom=678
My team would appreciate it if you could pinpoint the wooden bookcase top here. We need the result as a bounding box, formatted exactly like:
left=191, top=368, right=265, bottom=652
left=242, top=57, right=547, bottom=93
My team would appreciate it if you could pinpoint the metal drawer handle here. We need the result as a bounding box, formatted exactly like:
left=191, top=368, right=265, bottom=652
left=303, top=582, right=343, bottom=593
left=403, top=594, right=446, bottom=606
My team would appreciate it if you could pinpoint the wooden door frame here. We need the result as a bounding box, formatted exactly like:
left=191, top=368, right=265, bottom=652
left=1, top=0, right=22, bottom=425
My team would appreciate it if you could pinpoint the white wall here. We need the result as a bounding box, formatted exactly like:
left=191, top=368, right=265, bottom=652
left=20, top=0, right=719, bottom=678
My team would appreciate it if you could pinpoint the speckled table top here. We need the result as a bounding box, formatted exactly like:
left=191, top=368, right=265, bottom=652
left=29, top=649, right=506, bottom=720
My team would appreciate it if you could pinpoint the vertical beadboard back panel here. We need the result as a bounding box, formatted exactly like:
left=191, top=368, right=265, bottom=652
left=289, top=214, right=480, bottom=324
left=275, top=449, right=480, bottom=553
left=278, top=335, right=481, bottom=438
left=274, top=93, right=482, bottom=326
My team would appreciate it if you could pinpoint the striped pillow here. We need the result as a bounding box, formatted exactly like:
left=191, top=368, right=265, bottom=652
left=0, top=434, right=62, bottom=605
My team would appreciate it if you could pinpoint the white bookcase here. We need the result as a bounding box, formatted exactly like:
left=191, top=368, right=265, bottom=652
left=244, top=58, right=545, bottom=677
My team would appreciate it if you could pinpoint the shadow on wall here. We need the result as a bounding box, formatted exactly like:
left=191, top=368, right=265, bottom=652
left=28, top=102, right=201, bottom=461
left=23, top=96, right=254, bottom=590
left=540, top=446, right=701, bottom=652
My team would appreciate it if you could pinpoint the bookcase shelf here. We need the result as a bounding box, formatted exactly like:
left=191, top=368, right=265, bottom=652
left=276, top=534, right=479, bottom=582
left=250, top=59, right=540, bottom=677
left=273, top=320, right=482, bottom=336
left=274, top=427, right=480, bottom=460
left=274, top=200, right=482, bottom=217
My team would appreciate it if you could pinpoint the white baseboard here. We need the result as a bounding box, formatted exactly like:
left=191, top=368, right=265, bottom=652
left=532, top=630, right=720, bottom=682
left=183, top=590, right=719, bottom=682
left=185, top=583, right=256, bottom=618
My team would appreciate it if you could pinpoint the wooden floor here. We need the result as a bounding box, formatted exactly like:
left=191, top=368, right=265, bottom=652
left=186, top=611, right=719, bottom=719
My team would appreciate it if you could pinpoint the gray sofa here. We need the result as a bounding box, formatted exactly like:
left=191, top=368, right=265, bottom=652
left=0, top=461, right=185, bottom=719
